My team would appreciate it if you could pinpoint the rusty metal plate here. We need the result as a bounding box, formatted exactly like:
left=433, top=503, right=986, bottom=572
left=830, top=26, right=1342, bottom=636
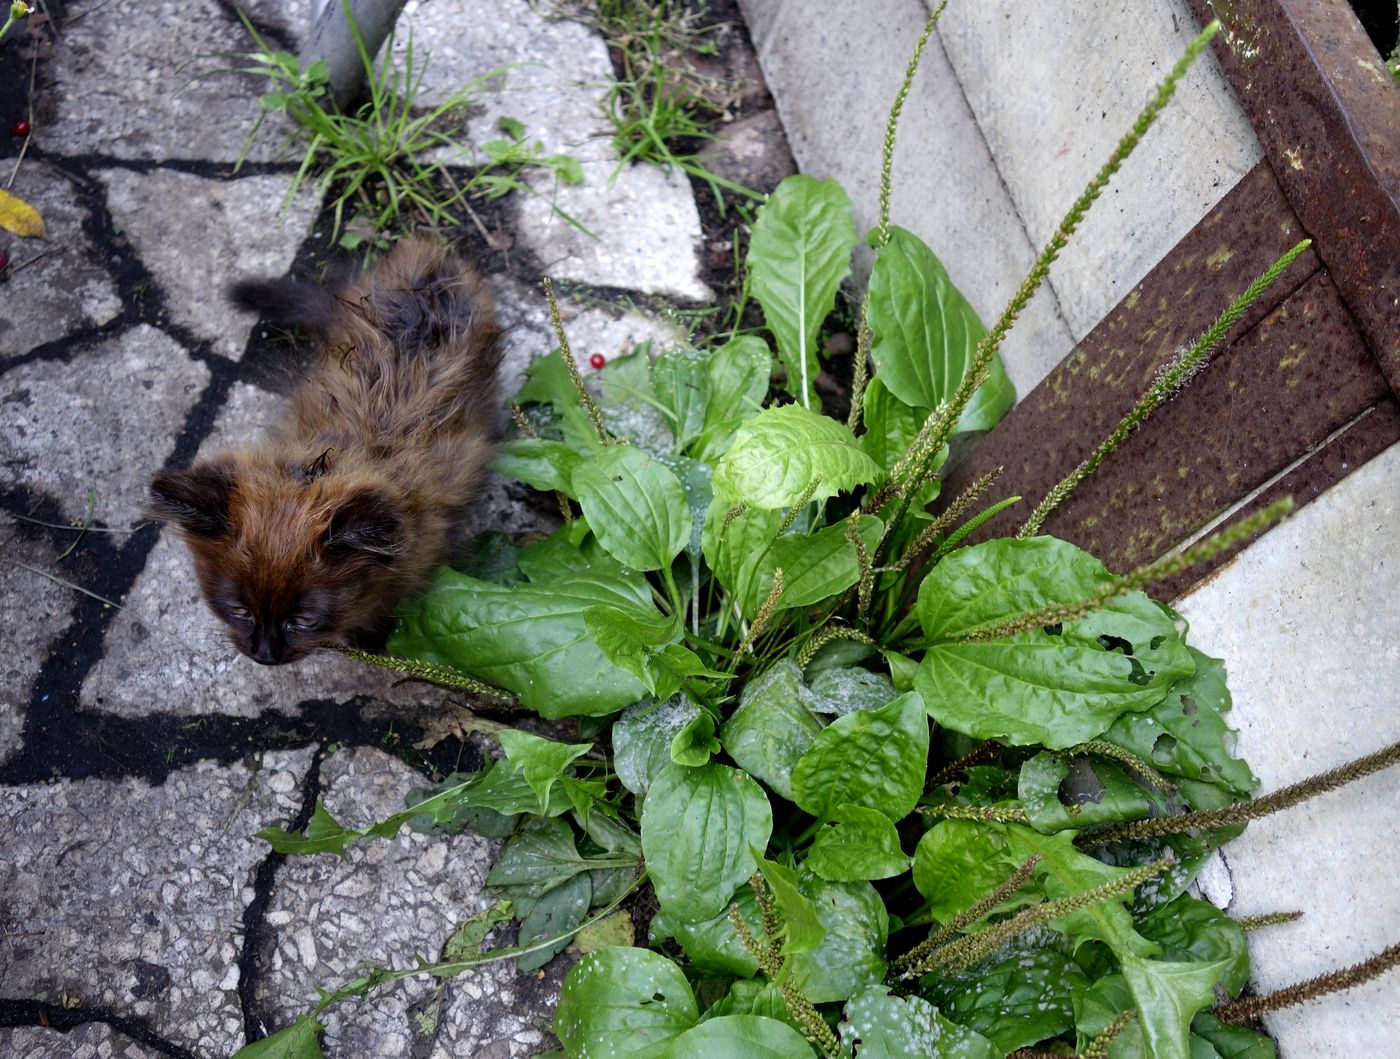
left=1188, top=0, right=1400, bottom=394
left=938, top=161, right=1318, bottom=555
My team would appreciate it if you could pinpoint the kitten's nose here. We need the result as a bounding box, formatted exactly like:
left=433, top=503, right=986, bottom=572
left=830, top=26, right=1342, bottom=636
left=248, top=627, right=285, bottom=665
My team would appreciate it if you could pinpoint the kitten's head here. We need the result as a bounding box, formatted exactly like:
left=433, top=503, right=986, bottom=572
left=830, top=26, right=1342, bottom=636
left=148, top=457, right=404, bottom=665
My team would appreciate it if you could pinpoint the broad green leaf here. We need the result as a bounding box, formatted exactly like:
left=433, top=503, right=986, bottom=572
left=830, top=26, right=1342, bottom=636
left=785, top=871, right=889, bottom=1003
left=749, top=513, right=883, bottom=617
left=662, top=1014, right=816, bottom=1058
left=656, top=453, right=712, bottom=561
left=230, top=1015, right=324, bottom=1058
left=805, top=665, right=899, bottom=716
left=859, top=376, right=925, bottom=471
left=595, top=347, right=675, bottom=458
left=839, top=986, right=998, bottom=1059
left=923, top=947, right=1089, bottom=1052
left=747, top=175, right=856, bottom=406
left=555, top=947, right=698, bottom=1057
left=1138, top=896, right=1250, bottom=997
left=867, top=226, right=1014, bottom=432
left=694, top=334, right=773, bottom=462
left=915, top=537, right=1194, bottom=748
left=1119, top=950, right=1235, bottom=1059
left=389, top=568, right=649, bottom=718
left=514, top=349, right=606, bottom=456
left=585, top=604, right=683, bottom=700
left=515, top=520, right=604, bottom=583
left=613, top=697, right=702, bottom=795
left=641, top=762, right=773, bottom=921
left=1003, top=825, right=1159, bottom=959
left=489, top=437, right=583, bottom=495
left=807, top=803, right=911, bottom=881
left=651, top=346, right=711, bottom=449
left=754, top=854, right=828, bottom=956
left=487, top=817, right=594, bottom=898
left=1019, top=751, right=1161, bottom=834
left=791, top=691, right=929, bottom=822
left=713, top=403, right=883, bottom=509
left=456, top=530, right=522, bottom=586
left=516, top=872, right=592, bottom=972
left=1076, top=977, right=1274, bottom=1059
left=649, top=884, right=761, bottom=978
left=573, top=445, right=690, bottom=571
left=497, top=730, right=594, bottom=812
left=707, top=979, right=802, bottom=1032
left=701, top=496, right=785, bottom=618
left=912, top=820, right=1039, bottom=924
left=1104, top=647, right=1259, bottom=806
left=1191, top=1014, right=1276, bottom=1058
left=720, top=661, right=823, bottom=802
left=671, top=710, right=720, bottom=766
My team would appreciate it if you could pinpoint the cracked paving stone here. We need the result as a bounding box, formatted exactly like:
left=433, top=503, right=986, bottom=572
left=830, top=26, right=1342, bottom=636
left=0, top=1023, right=165, bottom=1059
left=257, top=748, right=555, bottom=1057
left=80, top=381, right=543, bottom=718
left=46, top=0, right=295, bottom=164
left=0, top=514, right=77, bottom=766
left=0, top=162, right=123, bottom=361
left=0, top=324, right=209, bottom=527
left=397, top=0, right=616, bottom=164
left=100, top=167, right=320, bottom=360
left=515, top=159, right=711, bottom=303
left=0, top=749, right=315, bottom=1056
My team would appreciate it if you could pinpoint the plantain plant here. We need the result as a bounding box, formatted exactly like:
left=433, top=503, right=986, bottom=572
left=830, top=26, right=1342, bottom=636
left=245, top=13, right=1399, bottom=1059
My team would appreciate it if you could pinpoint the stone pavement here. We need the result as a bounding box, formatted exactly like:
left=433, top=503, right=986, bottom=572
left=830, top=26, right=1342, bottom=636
left=0, top=1, right=792, bottom=1055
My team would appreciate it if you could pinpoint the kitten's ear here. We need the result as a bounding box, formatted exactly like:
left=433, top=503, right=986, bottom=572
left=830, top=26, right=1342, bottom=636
left=148, top=463, right=235, bottom=538
left=323, top=490, right=403, bottom=562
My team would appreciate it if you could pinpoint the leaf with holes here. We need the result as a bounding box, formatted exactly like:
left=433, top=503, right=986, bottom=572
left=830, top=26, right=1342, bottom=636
left=915, top=537, right=1194, bottom=749
left=554, top=946, right=698, bottom=1057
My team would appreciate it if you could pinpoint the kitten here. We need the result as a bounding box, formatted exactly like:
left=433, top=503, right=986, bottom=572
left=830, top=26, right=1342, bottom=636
left=148, top=239, right=502, bottom=665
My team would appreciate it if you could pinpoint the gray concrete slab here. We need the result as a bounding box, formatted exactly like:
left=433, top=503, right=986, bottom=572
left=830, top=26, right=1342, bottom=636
left=935, top=0, right=1262, bottom=342
left=743, top=0, right=1075, bottom=399
left=396, top=0, right=616, bottom=164
left=0, top=162, right=122, bottom=360
left=257, top=748, right=555, bottom=1057
left=100, top=167, right=319, bottom=360
left=47, top=0, right=294, bottom=164
left=0, top=325, right=209, bottom=526
left=516, top=159, right=712, bottom=302
left=1177, top=442, right=1400, bottom=1055
left=0, top=750, right=315, bottom=1055
left=0, top=516, right=75, bottom=766
left=0, top=1023, right=164, bottom=1058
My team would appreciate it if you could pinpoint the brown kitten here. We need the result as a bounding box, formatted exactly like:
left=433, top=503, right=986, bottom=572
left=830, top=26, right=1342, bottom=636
left=148, top=239, right=502, bottom=665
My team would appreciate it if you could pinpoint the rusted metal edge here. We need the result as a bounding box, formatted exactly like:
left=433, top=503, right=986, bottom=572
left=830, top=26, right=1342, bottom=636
left=1188, top=0, right=1400, bottom=395
left=1033, top=266, right=1389, bottom=571
left=1153, top=397, right=1400, bottom=601
left=938, top=160, right=1318, bottom=557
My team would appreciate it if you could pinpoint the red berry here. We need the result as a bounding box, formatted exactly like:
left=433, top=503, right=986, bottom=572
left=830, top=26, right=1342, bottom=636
left=589, top=353, right=606, bottom=370
left=11, top=118, right=30, bottom=137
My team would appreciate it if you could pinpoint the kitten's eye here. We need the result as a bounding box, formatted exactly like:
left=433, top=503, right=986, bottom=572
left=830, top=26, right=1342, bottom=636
left=227, top=605, right=251, bottom=622
left=286, top=614, right=319, bottom=632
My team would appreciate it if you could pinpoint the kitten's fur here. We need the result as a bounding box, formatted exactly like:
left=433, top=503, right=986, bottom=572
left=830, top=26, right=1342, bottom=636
left=148, top=239, right=502, bottom=665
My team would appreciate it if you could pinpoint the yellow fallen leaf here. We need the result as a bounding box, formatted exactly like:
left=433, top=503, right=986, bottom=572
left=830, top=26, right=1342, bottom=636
left=0, top=187, right=47, bottom=238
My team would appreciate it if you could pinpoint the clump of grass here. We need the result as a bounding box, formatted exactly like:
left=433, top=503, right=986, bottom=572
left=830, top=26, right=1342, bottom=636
left=571, top=0, right=761, bottom=212
left=212, top=4, right=585, bottom=244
